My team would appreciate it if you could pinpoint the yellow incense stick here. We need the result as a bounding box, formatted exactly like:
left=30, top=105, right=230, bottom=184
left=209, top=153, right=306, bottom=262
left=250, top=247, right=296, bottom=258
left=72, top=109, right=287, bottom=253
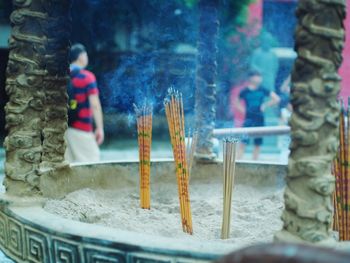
left=333, top=99, right=350, bottom=241
left=134, top=103, right=153, bottom=209
left=164, top=89, right=193, bottom=234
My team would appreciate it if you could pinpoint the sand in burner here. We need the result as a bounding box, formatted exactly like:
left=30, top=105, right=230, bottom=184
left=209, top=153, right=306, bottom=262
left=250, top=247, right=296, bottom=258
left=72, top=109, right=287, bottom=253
left=45, top=182, right=284, bottom=247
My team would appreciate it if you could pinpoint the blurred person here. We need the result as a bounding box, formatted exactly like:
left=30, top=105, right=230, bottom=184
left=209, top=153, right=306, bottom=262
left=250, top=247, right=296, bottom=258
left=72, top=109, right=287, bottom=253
left=250, top=32, right=279, bottom=92
left=235, top=70, right=280, bottom=160
left=65, top=43, right=104, bottom=163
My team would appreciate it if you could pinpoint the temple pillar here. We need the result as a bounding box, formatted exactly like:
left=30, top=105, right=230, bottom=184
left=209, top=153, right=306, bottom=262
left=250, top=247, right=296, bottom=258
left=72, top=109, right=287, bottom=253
left=275, top=0, right=346, bottom=243
left=4, top=0, right=71, bottom=196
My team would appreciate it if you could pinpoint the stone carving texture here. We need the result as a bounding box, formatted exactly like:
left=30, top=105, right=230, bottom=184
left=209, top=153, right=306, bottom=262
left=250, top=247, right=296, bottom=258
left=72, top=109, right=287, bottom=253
left=128, top=253, right=173, bottom=263
left=4, top=0, right=71, bottom=195
left=0, top=213, right=7, bottom=247
left=194, top=0, right=219, bottom=160
left=84, top=248, right=126, bottom=263
left=25, top=227, right=50, bottom=263
left=0, top=209, right=215, bottom=263
left=275, top=0, right=346, bottom=243
left=8, top=218, right=23, bottom=259
left=53, top=238, right=81, bottom=263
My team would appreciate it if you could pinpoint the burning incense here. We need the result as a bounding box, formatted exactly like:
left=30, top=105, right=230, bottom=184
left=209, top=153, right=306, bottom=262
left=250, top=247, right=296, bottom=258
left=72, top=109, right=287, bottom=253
left=333, top=98, right=349, bottom=241
left=164, top=88, right=193, bottom=234
left=134, top=103, right=153, bottom=209
left=221, top=139, right=237, bottom=239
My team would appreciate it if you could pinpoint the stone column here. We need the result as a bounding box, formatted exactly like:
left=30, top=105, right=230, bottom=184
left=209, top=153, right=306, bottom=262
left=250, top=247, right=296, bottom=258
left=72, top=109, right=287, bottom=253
left=275, top=0, right=346, bottom=243
left=4, top=0, right=71, bottom=196
left=194, top=0, right=219, bottom=161
left=40, top=0, right=71, bottom=169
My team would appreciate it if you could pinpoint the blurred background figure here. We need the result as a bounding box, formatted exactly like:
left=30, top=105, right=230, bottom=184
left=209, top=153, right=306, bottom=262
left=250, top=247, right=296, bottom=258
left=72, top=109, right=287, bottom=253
left=65, top=43, right=104, bottom=163
left=235, top=70, right=280, bottom=160
left=250, top=32, right=279, bottom=93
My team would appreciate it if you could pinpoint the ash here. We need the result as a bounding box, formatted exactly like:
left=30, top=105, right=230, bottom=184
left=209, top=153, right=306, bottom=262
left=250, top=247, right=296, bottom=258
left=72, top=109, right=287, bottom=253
left=45, top=183, right=284, bottom=246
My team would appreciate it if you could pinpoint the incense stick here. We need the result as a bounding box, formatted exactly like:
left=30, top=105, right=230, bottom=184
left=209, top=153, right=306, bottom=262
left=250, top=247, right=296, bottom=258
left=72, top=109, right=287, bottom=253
left=134, top=103, right=153, bottom=209
left=333, top=98, right=350, bottom=241
left=221, top=139, right=237, bottom=239
left=164, top=88, right=193, bottom=234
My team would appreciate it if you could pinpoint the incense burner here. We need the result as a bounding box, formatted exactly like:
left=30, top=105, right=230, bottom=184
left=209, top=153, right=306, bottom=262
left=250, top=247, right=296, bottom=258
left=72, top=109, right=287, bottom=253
left=0, top=160, right=285, bottom=262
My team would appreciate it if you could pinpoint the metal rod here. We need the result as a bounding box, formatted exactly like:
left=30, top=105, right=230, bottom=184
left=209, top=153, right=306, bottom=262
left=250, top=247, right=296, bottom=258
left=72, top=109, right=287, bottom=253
left=213, top=126, right=290, bottom=138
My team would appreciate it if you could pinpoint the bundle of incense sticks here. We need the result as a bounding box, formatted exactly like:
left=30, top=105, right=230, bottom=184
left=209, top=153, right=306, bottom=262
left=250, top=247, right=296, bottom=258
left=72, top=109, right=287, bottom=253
left=164, top=89, right=193, bottom=234
left=186, top=130, right=198, bottom=178
left=333, top=98, right=349, bottom=241
left=134, top=103, right=153, bottom=209
left=221, top=139, right=238, bottom=239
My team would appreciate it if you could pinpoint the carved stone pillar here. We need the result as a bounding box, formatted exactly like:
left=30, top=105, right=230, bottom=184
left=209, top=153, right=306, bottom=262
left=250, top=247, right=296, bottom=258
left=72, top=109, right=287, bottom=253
left=4, top=0, right=71, bottom=196
left=40, top=0, right=71, bottom=169
left=194, top=0, right=219, bottom=161
left=275, top=0, right=346, bottom=243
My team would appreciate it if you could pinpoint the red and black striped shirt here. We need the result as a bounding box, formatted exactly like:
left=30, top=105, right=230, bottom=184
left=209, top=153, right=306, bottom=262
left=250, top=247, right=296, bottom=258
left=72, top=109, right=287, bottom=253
left=69, top=67, right=99, bottom=132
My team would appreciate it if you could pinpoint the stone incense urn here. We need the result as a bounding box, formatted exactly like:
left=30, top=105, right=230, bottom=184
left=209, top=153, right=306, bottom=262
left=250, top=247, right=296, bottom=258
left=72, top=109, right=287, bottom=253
left=0, top=160, right=286, bottom=263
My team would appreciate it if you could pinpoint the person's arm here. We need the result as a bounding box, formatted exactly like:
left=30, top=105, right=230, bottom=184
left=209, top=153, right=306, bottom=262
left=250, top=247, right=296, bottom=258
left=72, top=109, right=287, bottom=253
left=234, top=89, right=246, bottom=114
left=89, top=94, right=104, bottom=145
left=234, top=96, right=245, bottom=114
left=261, top=91, right=280, bottom=112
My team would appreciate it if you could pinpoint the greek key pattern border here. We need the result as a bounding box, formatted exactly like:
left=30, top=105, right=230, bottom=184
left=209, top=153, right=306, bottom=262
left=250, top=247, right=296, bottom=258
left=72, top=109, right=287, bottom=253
left=0, top=210, right=214, bottom=263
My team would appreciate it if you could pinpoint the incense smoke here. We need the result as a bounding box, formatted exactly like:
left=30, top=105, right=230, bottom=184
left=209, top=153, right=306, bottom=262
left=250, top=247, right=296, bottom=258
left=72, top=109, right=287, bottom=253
left=71, top=0, right=297, bottom=129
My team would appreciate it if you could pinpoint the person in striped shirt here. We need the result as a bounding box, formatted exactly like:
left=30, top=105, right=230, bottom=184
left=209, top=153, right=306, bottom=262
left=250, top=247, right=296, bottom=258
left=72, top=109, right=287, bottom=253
left=65, top=43, right=104, bottom=162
